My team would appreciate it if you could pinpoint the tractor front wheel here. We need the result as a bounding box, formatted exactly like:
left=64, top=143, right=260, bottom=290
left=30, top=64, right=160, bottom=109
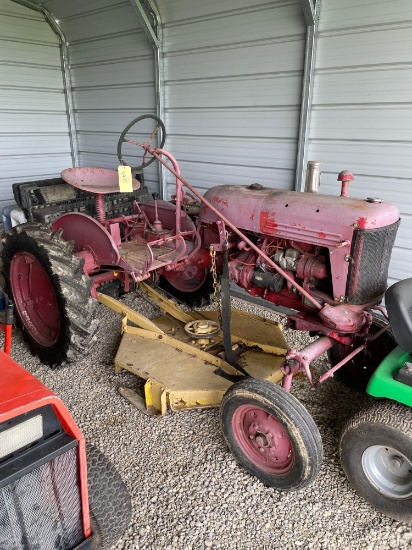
left=2, top=223, right=99, bottom=366
left=340, top=400, right=412, bottom=523
left=220, top=378, right=323, bottom=490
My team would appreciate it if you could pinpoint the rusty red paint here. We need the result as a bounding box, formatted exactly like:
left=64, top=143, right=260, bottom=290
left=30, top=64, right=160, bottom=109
left=318, top=232, right=326, bottom=239
left=357, top=217, right=367, bottom=229
left=210, top=195, right=229, bottom=207
left=260, top=211, right=278, bottom=232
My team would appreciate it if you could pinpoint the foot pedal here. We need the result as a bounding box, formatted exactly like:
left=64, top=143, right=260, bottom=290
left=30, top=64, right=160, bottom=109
left=394, top=362, right=412, bottom=387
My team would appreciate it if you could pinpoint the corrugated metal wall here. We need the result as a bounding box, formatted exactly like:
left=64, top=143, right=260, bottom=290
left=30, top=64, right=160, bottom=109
left=0, top=0, right=72, bottom=208
left=157, top=0, right=306, bottom=198
left=308, top=0, right=412, bottom=284
left=43, top=0, right=159, bottom=192
left=2, top=0, right=411, bottom=284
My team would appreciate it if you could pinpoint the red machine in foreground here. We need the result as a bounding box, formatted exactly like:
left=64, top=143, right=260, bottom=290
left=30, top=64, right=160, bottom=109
left=0, top=350, right=131, bottom=549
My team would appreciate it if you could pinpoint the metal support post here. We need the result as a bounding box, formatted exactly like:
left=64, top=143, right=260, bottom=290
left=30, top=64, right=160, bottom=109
left=130, top=0, right=167, bottom=199
left=295, top=0, right=321, bottom=191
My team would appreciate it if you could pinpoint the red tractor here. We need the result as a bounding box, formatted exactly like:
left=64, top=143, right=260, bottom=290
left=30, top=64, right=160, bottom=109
left=3, top=114, right=407, bottom=519
left=1, top=115, right=399, bottom=373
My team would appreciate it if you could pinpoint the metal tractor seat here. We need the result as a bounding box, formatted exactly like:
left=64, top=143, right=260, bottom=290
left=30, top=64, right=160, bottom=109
left=12, top=168, right=148, bottom=225
left=385, top=278, right=412, bottom=354
left=61, top=167, right=141, bottom=194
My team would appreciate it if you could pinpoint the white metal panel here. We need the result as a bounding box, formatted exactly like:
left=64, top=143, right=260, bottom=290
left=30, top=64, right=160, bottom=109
left=160, top=0, right=281, bottom=23
left=308, top=0, right=412, bottom=284
left=165, top=40, right=304, bottom=82
left=163, top=2, right=304, bottom=53
left=158, top=0, right=306, bottom=199
left=319, top=0, right=412, bottom=31
left=0, top=0, right=72, bottom=208
left=41, top=0, right=127, bottom=20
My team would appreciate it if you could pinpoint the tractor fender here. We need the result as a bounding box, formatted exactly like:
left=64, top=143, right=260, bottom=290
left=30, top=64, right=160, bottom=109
left=367, top=346, right=412, bottom=407
left=53, top=212, right=120, bottom=266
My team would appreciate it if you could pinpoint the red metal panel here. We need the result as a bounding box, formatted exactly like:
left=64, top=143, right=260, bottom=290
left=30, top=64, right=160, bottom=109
left=53, top=212, right=120, bottom=266
left=201, top=185, right=400, bottom=239
left=0, top=351, right=91, bottom=538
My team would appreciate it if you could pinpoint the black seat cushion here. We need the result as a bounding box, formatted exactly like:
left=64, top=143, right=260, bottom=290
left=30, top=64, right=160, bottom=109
left=385, top=278, right=412, bottom=354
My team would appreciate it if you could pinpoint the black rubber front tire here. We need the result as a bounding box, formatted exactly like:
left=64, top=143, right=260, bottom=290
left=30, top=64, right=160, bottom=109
left=220, top=378, right=323, bottom=491
left=86, top=444, right=132, bottom=549
left=340, top=400, right=412, bottom=523
left=328, top=316, right=396, bottom=391
left=2, top=223, right=99, bottom=366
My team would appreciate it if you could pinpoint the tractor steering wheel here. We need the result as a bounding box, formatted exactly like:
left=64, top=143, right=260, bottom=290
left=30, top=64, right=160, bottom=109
left=117, top=113, right=166, bottom=170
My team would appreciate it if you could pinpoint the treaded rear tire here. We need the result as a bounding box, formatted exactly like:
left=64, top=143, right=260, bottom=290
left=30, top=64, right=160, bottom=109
left=220, top=378, right=323, bottom=491
left=2, top=223, right=99, bottom=366
left=86, top=444, right=132, bottom=549
left=340, top=400, right=412, bottom=523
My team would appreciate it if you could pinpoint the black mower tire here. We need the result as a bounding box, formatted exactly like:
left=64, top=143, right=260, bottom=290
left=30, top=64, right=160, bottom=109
left=220, top=378, right=323, bottom=491
left=86, top=444, right=132, bottom=549
left=340, top=400, right=412, bottom=523
left=2, top=223, right=99, bottom=367
left=327, top=315, right=396, bottom=392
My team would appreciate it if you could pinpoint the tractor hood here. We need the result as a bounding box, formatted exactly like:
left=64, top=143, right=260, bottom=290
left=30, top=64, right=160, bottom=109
left=200, top=185, right=400, bottom=247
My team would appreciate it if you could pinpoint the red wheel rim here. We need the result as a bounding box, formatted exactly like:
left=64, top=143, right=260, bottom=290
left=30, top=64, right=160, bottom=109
left=232, top=404, right=294, bottom=474
left=10, top=252, right=60, bottom=347
left=163, top=266, right=207, bottom=293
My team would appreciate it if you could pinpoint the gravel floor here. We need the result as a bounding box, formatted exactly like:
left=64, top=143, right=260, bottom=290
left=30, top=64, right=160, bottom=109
left=7, top=291, right=412, bottom=550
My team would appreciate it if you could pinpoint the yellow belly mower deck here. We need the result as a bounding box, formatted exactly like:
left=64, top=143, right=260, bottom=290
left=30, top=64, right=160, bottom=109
left=98, top=284, right=287, bottom=415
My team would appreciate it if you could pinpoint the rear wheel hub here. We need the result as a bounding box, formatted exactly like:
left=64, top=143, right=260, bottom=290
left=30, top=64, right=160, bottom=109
left=10, top=252, right=60, bottom=347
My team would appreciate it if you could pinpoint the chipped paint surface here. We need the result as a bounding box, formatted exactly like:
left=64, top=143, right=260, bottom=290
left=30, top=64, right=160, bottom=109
left=260, top=211, right=278, bottom=233
left=210, top=195, right=229, bottom=207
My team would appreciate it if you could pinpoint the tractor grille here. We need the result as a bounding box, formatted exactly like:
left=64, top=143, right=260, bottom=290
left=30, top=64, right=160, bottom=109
left=346, top=220, right=400, bottom=304
left=0, top=446, right=84, bottom=550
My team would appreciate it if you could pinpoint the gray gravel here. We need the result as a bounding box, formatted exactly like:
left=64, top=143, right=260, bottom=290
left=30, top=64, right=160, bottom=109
left=7, top=291, right=412, bottom=550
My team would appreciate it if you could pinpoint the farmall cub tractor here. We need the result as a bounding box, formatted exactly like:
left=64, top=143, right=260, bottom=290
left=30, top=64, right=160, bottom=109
left=3, top=114, right=412, bottom=522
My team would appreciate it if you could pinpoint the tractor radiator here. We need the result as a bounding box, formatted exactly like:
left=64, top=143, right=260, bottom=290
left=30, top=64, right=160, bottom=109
left=0, top=407, right=84, bottom=550
left=346, top=220, right=400, bottom=304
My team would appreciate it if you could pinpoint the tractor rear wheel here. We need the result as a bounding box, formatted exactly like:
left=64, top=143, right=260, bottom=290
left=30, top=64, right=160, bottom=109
left=159, top=268, right=213, bottom=306
left=340, top=400, right=412, bottom=523
left=327, top=316, right=396, bottom=391
left=2, top=223, right=99, bottom=367
left=220, top=378, right=323, bottom=490
left=86, top=444, right=132, bottom=549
